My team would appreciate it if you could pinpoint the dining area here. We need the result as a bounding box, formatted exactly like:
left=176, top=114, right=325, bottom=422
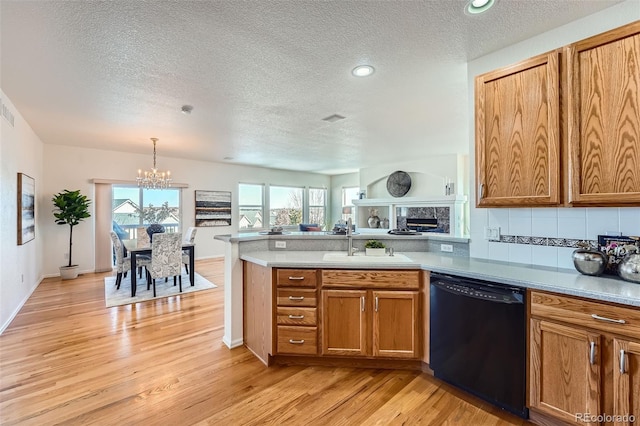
left=109, top=224, right=197, bottom=299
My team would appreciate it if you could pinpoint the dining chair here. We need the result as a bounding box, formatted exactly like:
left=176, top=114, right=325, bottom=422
left=109, top=231, right=151, bottom=290
left=182, top=227, right=197, bottom=275
left=146, top=233, right=183, bottom=297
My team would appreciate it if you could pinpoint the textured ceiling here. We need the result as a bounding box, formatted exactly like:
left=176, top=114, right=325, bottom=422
left=0, top=0, right=624, bottom=174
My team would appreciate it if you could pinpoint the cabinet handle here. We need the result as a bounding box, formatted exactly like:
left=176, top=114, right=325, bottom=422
left=288, top=315, right=304, bottom=319
left=589, top=341, right=596, bottom=365
left=479, top=183, right=484, bottom=199
left=288, top=276, right=305, bottom=280
left=620, top=349, right=626, bottom=374
left=361, top=296, right=365, bottom=312
left=288, top=296, right=305, bottom=301
left=375, top=296, right=379, bottom=312
left=591, top=314, right=626, bottom=324
left=289, top=339, right=305, bottom=344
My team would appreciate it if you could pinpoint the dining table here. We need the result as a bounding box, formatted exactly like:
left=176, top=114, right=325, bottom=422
left=122, top=238, right=195, bottom=297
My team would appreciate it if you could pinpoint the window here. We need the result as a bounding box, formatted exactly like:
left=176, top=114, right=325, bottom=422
left=238, top=183, right=264, bottom=230
left=112, top=186, right=182, bottom=239
left=309, top=187, right=327, bottom=227
left=270, top=185, right=303, bottom=227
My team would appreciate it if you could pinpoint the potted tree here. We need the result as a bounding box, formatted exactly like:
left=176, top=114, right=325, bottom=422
left=52, top=189, right=91, bottom=279
left=365, top=239, right=386, bottom=256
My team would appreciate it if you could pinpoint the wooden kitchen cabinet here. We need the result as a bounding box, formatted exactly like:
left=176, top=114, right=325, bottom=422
left=321, top=270, right=421, bottom=360
left=529, top=290, right=640, bottom=426
left=372, top=290, right=419, bottom=358
left=322, top=289, right=368, bottom=356
left=475, top=50, right=561, bottom=207
left=275, top=268, right=318, bottom=356
left=566, top=21, right=640, bottom=205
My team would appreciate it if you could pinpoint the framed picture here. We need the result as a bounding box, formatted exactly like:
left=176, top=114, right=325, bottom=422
left=17, top=172, right=35, bottom=245
left=195, top=190, right=231, bottom=227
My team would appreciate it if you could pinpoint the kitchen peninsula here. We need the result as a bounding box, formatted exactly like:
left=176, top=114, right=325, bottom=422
left=216, top=231, right=640, bottom=350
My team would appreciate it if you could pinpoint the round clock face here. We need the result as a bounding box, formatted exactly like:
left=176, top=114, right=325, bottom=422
left=386, top=171, right=411, bottom=197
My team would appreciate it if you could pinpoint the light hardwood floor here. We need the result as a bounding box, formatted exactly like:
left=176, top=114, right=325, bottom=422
left=0, top=259, right=532, bottom=425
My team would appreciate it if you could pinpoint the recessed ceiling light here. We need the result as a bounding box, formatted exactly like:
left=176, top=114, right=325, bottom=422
left=466, top=0, right=495, bottom=14
left=351, top=65, right=375, bottom=77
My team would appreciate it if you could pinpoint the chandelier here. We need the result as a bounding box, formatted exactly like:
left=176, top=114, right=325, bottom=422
left=136, top=137, right=172, bottom=189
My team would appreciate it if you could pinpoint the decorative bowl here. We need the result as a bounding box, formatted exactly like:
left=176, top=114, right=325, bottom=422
left=618, top=253, right=640, bottom=283
left=572, top=248, right=607, bottom=276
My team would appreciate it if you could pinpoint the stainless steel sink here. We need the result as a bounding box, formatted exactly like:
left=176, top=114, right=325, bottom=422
left=322, top=252, right=413, bottom=263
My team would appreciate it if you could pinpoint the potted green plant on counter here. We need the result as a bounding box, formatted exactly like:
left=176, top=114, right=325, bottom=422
left=52, top=189, right=91, bottom=279
left=365, top=239, right=386, bottom=256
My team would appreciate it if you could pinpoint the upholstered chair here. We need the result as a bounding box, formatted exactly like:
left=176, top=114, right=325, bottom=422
left=109, top=231, right=151, bottom=290
left=146, top=233, right=183, bottom=297
left=182, top=227, right=197, bottom=275
left=146, top=223, right=165, bottom=243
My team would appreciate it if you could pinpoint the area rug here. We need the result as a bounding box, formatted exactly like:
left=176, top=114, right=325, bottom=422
left=104, top=272, right=216, bottom=307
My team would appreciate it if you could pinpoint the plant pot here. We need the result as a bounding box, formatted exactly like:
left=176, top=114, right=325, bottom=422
left=60, top=265, right=79, bottom=280
left=366, top=248, right=386, bottom=256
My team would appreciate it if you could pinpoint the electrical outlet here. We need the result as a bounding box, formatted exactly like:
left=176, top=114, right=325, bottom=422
left=440, top=244, right=453, bottom=253
left=275, top=241, right=286, bottom=249
left=484, top=227, right=501, bottom=241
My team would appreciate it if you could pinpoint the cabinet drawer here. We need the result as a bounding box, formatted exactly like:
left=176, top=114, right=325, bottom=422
left=276, top=269, right=317, bottom=287
left=531, top=291, right=640, bottom=340
left=277, top=288, right=317, bottom=307
left=277, top=326, right=317, bottom=355
left=277, top=307, right=317, bottom=326
left=321, top=270, right=420, bottom=289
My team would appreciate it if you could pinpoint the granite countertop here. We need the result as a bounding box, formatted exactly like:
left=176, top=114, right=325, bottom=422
left=239, top=250, right=640, bottom=307
left=215, top=232, right=469, bottom=243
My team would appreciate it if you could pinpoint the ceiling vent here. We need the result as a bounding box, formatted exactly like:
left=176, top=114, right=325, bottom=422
left=322, top=114, right=346, bottom=123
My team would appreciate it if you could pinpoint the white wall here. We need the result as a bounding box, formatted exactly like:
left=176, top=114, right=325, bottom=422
left=467, top=1, right=640, bottom=269
left=0, top=91, right=44, bottom=332
left=41, top=144, right=331, bottom=277
left=329, top=172, right=359, bottom=225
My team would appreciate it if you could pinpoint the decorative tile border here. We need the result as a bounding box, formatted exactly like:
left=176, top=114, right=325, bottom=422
left=495, top=234, right=597, bottom=249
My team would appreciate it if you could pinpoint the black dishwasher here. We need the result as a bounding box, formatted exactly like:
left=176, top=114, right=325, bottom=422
left=429, top=273, right=528, bottom=419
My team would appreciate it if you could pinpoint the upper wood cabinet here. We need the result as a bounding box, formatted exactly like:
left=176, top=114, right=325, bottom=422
left=475, top=51, right=561, bottom=207
left=566, top=21, right=640, bottom=205
left=475, top=21, right=640, bottom=208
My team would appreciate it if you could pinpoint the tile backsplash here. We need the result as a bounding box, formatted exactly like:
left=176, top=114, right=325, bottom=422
left=470, top=207, right=640, bottom=269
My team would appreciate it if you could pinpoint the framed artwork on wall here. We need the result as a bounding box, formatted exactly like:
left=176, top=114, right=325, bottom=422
left=17, top=172, right=35, bottom=245
left=195, top=190, right=232, bottom=227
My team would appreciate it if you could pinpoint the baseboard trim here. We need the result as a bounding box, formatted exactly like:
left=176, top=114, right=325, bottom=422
left=222, top=336, right=244, bottom=349
left=0, top=275, right=44, bottom=335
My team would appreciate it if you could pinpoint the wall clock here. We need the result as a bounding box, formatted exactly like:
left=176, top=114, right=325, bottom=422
left=386, top=170, right=411, bottom=197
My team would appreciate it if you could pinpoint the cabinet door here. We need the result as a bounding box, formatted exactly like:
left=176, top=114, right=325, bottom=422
left=613, top=338, right=640, bottom=426
left=529, top=319, right=600, bottom=425
left=566, top=21, right=640, bottom=205
left=321, top=290, right=368, bottom=356
left=475, top=51, right=560, bottom=207
left=372, top=290, right=419, bottom=359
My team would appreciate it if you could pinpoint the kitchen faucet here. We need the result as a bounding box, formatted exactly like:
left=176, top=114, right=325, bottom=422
left=346, top=217, right=354, bottom=256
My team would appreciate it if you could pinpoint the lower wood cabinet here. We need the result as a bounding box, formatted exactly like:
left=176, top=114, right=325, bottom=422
left=529, top=291, right=640, bottom=426
left=321, top=288, right=420, bottom=359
